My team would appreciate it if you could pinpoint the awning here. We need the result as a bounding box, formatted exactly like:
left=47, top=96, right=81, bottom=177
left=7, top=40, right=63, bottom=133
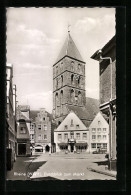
left=58, top=143, right=68, bottom=146
left=75, top=142, right=88, bottom=147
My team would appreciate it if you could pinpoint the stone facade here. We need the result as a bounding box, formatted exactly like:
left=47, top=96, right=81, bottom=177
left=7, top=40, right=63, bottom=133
left=53, top=33, right=86, bottom=125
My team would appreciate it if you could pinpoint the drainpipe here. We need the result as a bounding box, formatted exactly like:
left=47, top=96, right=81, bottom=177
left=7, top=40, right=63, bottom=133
left=97, top=50, right=113, bottom=163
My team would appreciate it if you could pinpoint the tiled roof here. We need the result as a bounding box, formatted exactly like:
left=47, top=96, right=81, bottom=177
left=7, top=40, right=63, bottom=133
left=66, top=97, right=99, bottom=127
left=55, top=33, right=84, bottom=64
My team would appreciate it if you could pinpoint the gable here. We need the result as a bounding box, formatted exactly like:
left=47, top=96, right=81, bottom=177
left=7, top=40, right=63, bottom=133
left=55, top=111, right=87, bottom=132
left=89, top=112, right=108, bottom=128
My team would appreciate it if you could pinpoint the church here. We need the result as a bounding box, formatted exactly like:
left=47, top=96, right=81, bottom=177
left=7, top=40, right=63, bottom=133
left=53, top=31, right=100, bottom=153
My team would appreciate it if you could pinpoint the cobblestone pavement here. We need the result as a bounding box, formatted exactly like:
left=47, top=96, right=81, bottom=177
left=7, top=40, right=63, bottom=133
left=30, top=153, right=116, bottom=180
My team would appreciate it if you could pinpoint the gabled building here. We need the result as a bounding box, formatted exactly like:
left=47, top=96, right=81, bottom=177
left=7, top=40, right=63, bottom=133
left=16, top=105, right=31, bottom=156
left=54, top=111, right=89, bottom=153
left=89, top=112, right=109, bottom=153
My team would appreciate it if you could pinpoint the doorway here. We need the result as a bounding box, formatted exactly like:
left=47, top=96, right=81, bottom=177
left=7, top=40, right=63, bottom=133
left=70, top=144, right=74, bottom=152
left=18, top=144, right=26, bottom=155
left=45, top=145, right=50, bottom=152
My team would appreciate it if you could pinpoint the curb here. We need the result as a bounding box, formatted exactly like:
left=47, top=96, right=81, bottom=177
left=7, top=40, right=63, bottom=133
left=87, top=167, right=116, bottom=178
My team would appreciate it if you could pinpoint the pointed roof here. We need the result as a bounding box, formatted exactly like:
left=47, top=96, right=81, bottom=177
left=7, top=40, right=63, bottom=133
left=55, top=111, right=87, bottom=132
left=55, top=33, right=85, bottom=64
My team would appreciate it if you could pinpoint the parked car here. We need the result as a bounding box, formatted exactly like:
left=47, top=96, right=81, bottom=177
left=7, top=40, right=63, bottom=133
left=92, top=148, right=107, bottom=154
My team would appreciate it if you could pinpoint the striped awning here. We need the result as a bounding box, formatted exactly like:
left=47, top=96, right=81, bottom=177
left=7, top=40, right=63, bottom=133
left=75, top=142, right=87, bottom=147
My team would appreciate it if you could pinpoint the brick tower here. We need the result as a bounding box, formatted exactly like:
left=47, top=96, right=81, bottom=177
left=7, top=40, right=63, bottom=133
left=53, top=32, right=86, bottom=125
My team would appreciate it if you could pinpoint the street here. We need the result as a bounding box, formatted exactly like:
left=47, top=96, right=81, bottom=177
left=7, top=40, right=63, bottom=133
left=7, top=153, right=116, bottom=180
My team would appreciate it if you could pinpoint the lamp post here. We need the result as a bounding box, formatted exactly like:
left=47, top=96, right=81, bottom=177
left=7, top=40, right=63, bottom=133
left=97, top=50, right=113, bottom=169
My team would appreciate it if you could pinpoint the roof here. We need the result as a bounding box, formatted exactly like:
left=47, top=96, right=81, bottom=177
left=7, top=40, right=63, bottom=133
left=66, top=97, right=99, bottom=127
left=55, top=33, right=84, bottom=64
left=91, top=35, right=116, bottom=61
left=29, top=110, right=53, bottom=122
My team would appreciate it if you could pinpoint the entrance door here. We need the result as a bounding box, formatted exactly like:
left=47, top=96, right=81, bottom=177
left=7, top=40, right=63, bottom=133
left=71, top=144, right=74, bottom=152
left=45, top=145, right=50, bottom=152
left=18, top=144, right=26, bottom=155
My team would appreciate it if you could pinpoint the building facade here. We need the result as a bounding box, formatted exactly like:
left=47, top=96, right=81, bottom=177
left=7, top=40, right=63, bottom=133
left=91, top=36, right=116, bottom=170
left=16, top=105, right=31, bottom=156
left=53, top=32, right=86, bottom=125
left=6, top=64, right=17, bottom=169
left=34, top=108, right=52, bottom=153
left=54, top=111, right=89, bottom=153
left=89, top=112, right=109, bottom=153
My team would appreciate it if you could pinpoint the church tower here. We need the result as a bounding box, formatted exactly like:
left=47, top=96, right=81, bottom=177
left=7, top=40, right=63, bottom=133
left=53, top=32, right=86, bottom=125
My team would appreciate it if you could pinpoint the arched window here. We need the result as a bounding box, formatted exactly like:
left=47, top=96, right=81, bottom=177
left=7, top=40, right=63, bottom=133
left=71, top=89, right=74, bottom=103
left=60, top=90, right=63, bottom=104
left=71, top=74, right=74, bottom=85
left=78, top=76, right=80, bottom=86
left=78, top=91, right=82, bottom=104
left=61, top=75, right=63, bottom=86
left=71, top=61, right=74, bottom=71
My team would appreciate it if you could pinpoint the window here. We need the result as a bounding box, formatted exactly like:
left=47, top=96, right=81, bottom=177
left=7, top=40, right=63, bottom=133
left=92, top=128, right=96, bottom=132
left=38, top=135, right=42, bottom=140
left=103, top=128, right=106, bottom=132
left=43, top=117, right=45, bottom=121
left=91, top=143, right=96, bottom=148
left=70, top=132, right=74, bottom=139
left=97, top=143, right=101, bottom=148
left=103, top=143, right=107, bottom=149
left=56, top=66, right=58, bottom=74
left=97, top=128, right=101, bottom=132
left=20, top=127, right=26, bottom=134
left=44, top=135, right=47, bottom=140
left=76, top=133, right=80, bottom=140
left=76, top=125, right=80, bottom=129
left=97, top=135, right=101, bottom=139
left=58, top=134, right=62, bottom=140
left=92, top=135, right=96, bottom=140
left=71, top=119, right=74, bottom=127
left=31, top=134, right=34, bottom=140
left=71, top=74, right=74, bottom=85
left=64, top=133, right=68, bottom=140
left=61, top=75, right=63, bottom=85
left=38, top=124, right=41, bottom=130
left=83, top=133, right=87, bottom=140
left=64, top=125, right=68, bottom=130
left=98, top=121, right=101, bottom=125
left=103, top=135, right=107, bottom=140
left=44, top=125, right=47, bottom=130
left=30, top=124, right=34, bottom=129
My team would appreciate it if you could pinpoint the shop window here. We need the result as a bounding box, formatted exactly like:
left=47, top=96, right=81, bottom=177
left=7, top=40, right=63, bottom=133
left=97, top=143, right=101, bottom=149
left=103, top=143, right=107, bottom=149
left=91, top=143, right=96, bottom=148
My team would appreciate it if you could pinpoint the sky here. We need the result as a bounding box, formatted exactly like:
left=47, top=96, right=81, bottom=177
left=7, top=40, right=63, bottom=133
left=6, top=7, right=115, bottom=113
